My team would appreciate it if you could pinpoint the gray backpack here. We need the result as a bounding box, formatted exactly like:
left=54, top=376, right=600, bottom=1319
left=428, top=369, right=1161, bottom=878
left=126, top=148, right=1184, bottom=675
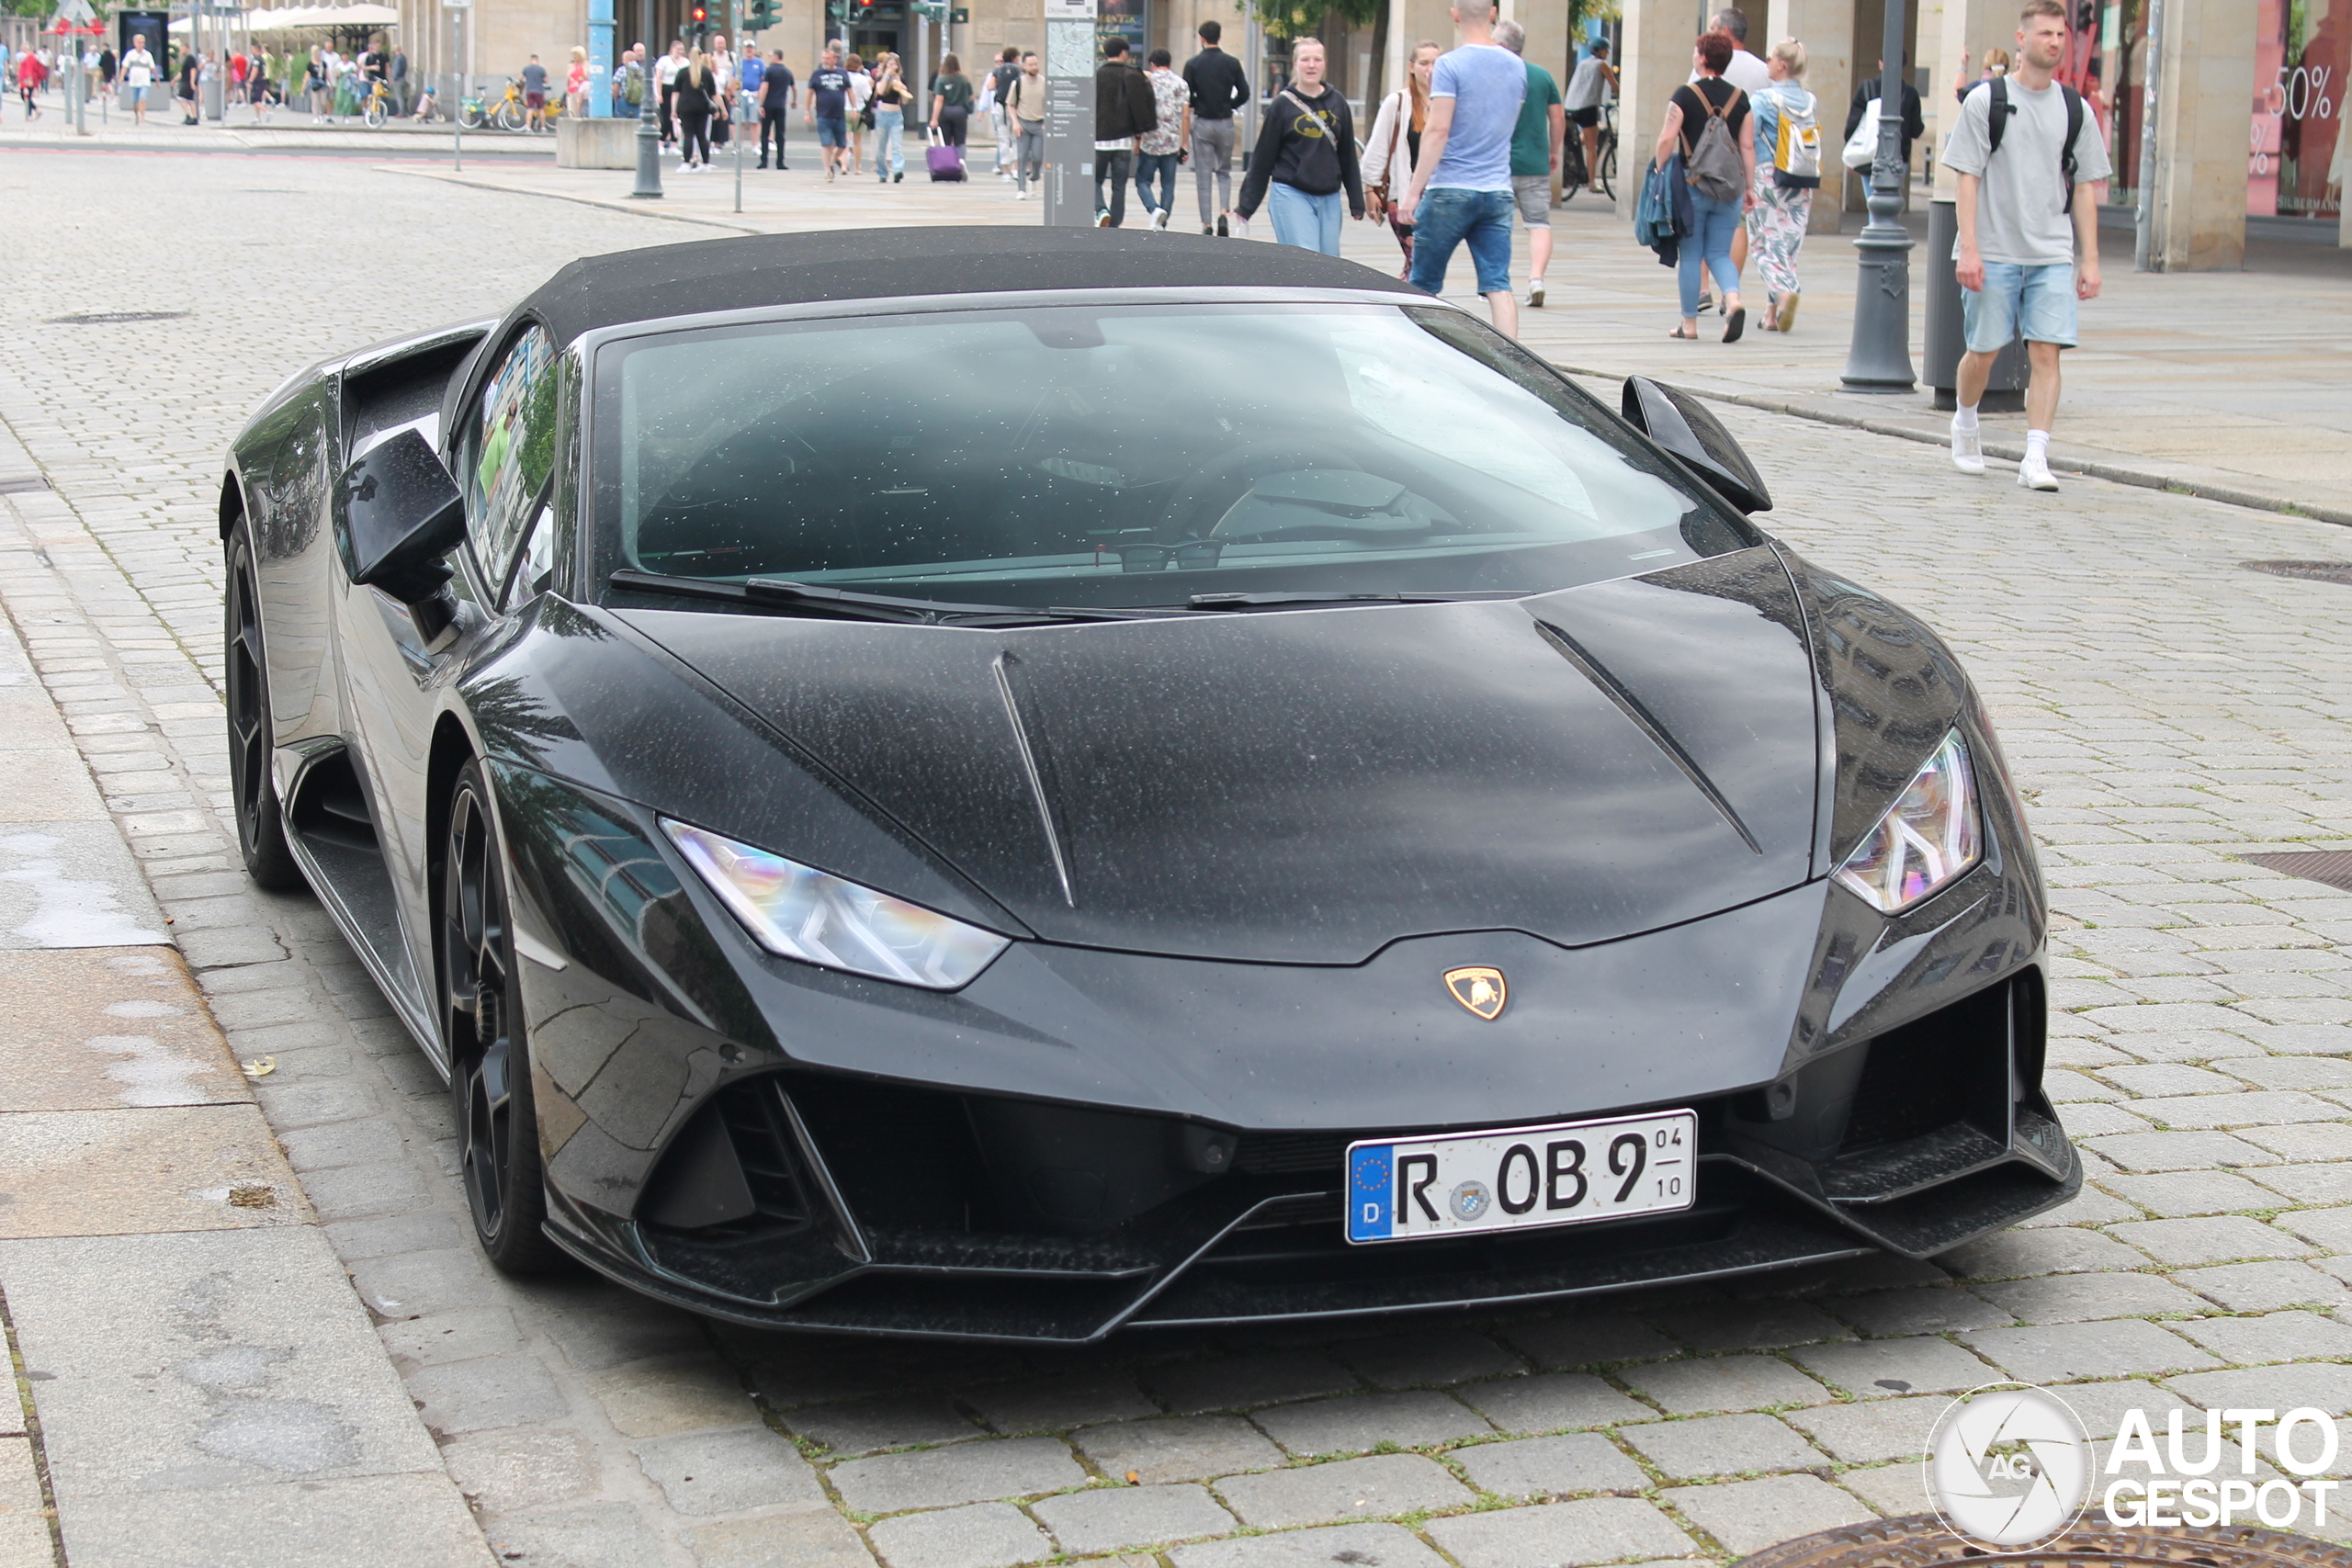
left=1684, top=84, right=1747, bottom=202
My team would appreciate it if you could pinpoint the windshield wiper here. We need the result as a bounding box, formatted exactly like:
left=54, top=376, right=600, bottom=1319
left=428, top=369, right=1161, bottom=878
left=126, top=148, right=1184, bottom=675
left=609, top=570, right=1158, bottom=625
left=1182, top=591, right=1506, bottom=611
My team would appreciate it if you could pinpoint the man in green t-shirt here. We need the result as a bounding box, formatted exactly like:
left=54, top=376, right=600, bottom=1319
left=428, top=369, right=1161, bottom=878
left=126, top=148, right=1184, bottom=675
left=1496, top=20, right=1565, bottom=307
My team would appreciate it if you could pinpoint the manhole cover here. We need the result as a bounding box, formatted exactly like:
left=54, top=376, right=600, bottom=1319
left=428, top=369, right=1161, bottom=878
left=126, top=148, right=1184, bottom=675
left=1739, top=1516, right=2352, bottom=1568
left=2240, top=850, right=2352, bottom=893
left=2243, top=560, right=2352, bottom=585
left=43, top=310, right=191, bottom=326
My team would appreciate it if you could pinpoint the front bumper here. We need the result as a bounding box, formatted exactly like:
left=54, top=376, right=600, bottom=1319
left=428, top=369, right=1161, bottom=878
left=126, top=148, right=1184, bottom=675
left=536, top=967, right=2075, bottom=1344
left=499, top=766, right=2072, bottom=1343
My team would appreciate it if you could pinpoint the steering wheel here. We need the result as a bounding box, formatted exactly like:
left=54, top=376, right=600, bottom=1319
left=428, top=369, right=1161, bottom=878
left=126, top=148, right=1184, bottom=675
left=1158, top=438, right=1364, bottom=540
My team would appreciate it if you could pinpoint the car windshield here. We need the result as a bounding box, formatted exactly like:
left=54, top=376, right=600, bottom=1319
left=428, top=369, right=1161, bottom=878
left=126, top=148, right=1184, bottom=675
left=590, top=302, right=1754, bottom=612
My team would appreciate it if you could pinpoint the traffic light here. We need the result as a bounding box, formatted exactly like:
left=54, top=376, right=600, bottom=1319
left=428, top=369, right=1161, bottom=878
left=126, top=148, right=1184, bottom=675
left=689, top=6, right=706, bottom=23
left=743, top=0, right=779, bottom=30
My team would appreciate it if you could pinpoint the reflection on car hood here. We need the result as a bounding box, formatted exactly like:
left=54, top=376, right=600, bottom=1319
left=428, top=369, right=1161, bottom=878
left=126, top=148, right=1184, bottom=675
left=617, top=547, right=1823, bottom=964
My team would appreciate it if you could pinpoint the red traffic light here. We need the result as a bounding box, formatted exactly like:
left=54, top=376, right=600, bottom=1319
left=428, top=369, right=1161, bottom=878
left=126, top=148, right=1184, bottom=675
left=689, top=6, right=706, bottom=19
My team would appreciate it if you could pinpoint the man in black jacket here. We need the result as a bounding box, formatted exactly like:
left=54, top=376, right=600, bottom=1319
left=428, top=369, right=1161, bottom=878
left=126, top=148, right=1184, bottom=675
left=1846, top=55, right=1927, bottom=169
left=1182, top=19, right=1249, bottom=232
left=1093, top=38, right=1157, bottom=226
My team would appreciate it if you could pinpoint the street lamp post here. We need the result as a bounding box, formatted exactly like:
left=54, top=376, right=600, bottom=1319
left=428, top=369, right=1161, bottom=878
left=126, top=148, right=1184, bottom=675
left=1838, top=0, right=1917, bottom=391
left=629, top=0, right=663, bottom=197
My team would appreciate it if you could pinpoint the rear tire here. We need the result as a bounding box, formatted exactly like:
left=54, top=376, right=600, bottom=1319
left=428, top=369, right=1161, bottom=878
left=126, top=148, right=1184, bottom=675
left=1598, top=139, right=1616, bottom=201
left=442, top=760, right=567, bottom=1276
left=224, top=523, right=303, bottom=892
left=494, top=101, right=525, bottom=132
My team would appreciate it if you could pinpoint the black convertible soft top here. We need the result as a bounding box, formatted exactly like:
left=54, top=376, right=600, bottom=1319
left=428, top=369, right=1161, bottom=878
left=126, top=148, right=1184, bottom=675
left=516, top=225, right=1419, bottom=344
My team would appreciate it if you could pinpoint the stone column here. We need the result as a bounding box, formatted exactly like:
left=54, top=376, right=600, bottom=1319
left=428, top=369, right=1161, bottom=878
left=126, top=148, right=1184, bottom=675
left=1769, top=0, right=1852, bottom=230
left=1614, top=0, right=1699, bottom=218
left=2149, top=0, right=2253, bottom=268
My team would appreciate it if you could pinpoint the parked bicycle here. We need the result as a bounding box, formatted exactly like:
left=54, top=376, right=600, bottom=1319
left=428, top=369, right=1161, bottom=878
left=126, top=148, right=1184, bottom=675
left=458, top=77, right=560, bottom=132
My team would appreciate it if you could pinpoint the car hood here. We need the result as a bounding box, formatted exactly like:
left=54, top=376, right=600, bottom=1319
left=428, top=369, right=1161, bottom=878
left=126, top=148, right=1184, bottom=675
left=616, top=547, right=1823, bottom=964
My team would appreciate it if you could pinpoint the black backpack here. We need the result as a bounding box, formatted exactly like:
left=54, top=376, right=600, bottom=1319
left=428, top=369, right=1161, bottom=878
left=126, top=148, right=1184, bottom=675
left=1985, top=76, right=2086, bottom=212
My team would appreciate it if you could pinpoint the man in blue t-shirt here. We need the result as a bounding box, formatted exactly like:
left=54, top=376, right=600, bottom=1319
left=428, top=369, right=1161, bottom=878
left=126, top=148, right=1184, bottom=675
left=1395, top=0, right=1527, bottom=337
left=805, top=43, right=851, bottom=178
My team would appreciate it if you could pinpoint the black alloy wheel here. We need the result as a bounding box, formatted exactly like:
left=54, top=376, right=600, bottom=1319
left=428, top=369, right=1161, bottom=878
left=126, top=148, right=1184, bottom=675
left=224, top=524, right=303, bottom=890
left=442, top=759, right=565, bottom=1274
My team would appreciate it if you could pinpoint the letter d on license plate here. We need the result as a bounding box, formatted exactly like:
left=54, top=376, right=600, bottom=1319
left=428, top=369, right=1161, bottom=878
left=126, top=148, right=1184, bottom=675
left=1346, top=1110, right=1696, bottom=1244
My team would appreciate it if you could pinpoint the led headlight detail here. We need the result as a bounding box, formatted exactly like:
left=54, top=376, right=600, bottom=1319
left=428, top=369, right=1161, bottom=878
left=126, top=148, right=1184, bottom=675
left=662, top=821, right=1009, bottom=989
left=1832, top=733, right=1982, bottom=914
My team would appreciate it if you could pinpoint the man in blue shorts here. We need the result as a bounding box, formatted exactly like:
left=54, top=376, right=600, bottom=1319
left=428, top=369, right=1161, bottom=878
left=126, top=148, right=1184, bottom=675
left=1394, top=0, right=1526, bottom=338
left=806, top=42, right=850, bottom=179
left=1943, top=0, right=2109, bottom=491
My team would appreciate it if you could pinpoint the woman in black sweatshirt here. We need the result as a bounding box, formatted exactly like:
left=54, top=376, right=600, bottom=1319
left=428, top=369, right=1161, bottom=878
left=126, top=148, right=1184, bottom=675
left=1232, top=39, right=1363, bottom=254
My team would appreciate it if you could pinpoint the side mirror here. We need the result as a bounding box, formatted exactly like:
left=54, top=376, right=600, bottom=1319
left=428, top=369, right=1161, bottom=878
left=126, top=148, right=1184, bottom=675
left=336, top=427, right=467, bottom=604
left=1621, top=377, right=1774, bottom=514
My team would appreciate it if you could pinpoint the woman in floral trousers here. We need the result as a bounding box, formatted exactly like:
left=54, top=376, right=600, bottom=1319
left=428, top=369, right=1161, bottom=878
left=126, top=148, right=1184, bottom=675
left=1746, top=39, right=1817, bottom=333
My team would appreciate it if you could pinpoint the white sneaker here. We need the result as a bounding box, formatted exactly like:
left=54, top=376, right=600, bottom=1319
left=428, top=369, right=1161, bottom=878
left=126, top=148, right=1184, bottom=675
left=1150, top=207, right=1169, bottom=231
left=2018, top=452, right=2059, bottom=491
left=1951, top=423, right=1985, bottom=475
left=1526, top=278, right=1545, bottom=307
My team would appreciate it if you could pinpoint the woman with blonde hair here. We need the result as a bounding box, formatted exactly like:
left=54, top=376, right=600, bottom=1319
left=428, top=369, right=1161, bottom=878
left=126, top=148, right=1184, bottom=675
left=1953, top=45, right=2010, bottom=100
left=1362, top=39, right=1440, bottom=278
left=1747, top=37, right=1817, bottom=331
left=565, top=45, right=588, bottom=118
left=672, top=49, right=719, bottom=170
left=869, top=51, right=910, bottom=182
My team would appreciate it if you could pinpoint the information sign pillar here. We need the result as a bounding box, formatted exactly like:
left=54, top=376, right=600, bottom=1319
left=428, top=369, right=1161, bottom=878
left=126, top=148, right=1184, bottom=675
left=1041, top=0, right=1097, bottom=226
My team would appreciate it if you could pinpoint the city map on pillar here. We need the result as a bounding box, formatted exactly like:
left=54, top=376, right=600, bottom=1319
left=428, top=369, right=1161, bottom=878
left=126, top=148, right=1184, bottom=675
left=1924, top=1383, right=2341, bottom=1547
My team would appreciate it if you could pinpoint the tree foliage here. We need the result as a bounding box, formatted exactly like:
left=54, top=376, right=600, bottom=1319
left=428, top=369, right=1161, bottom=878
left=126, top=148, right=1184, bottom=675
left=1244, top=0, right=1377, bottom=45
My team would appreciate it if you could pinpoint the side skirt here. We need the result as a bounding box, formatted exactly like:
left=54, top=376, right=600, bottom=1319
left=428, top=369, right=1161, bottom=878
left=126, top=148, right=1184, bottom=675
left=278, top=743, right=447, bottom=1076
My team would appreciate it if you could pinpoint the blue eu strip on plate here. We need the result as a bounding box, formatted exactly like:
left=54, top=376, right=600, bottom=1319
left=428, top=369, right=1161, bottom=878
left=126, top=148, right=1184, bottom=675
left=1348, top=1144, right=1395, bottom=1242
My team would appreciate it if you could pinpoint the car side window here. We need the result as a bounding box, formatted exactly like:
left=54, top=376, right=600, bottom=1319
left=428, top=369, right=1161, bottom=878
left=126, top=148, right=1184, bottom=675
left=464, top=323, right=560, bottom=595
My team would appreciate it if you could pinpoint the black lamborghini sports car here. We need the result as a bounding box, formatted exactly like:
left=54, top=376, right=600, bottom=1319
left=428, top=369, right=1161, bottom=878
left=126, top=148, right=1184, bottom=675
left=221, top=228, right=2075, bottom=1341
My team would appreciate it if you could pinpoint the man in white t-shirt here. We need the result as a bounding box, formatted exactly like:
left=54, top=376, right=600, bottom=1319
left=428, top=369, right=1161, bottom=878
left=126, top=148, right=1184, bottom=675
left=123, top=33, right=157, bottom=124
left=1943, top=0, right=2109, bottom=491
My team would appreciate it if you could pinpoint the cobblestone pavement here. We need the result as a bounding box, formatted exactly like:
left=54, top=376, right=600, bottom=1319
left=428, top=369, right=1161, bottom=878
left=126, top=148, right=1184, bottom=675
left=3, top=147, right=2351, bottom=1568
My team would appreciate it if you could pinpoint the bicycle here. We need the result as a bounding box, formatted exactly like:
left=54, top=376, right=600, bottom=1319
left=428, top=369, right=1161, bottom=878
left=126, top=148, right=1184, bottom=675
left=358, top=77, right=394, bottom=128
left=1560, top=100, right=1616, bottom=202
left=458, top=77, right=528, bottom=131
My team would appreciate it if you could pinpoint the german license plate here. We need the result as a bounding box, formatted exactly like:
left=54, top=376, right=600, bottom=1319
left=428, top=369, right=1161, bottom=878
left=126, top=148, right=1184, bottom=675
left=1345, top=1110, right=1697, bottom=1245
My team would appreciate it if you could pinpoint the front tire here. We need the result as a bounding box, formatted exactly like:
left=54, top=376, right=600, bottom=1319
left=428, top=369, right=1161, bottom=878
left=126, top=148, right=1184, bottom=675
left=224, top=522, right=303, bottom=891
left=494, top=101, right=526, bottom=132
left=442, top=760, right=565, bottom=1275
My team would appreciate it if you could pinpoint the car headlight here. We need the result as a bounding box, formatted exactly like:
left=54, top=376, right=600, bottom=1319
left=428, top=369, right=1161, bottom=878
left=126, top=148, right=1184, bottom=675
left=662, top=820, right=1008, bottom=989
left=1832, top=733, right=1982, bottom=913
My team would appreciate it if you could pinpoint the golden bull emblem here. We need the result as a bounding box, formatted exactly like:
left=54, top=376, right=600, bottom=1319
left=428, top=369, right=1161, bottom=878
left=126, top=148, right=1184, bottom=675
left=1443, top=966, right=1508, bottom=1021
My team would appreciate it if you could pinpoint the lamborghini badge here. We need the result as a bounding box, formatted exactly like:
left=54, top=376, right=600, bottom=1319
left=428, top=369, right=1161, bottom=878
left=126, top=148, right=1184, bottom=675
left=1443, top=966, right=1508, bottom=1021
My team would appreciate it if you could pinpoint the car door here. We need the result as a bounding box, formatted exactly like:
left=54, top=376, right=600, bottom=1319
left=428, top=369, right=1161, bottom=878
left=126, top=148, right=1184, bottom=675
left=335, top=320, right=563, bottom=1016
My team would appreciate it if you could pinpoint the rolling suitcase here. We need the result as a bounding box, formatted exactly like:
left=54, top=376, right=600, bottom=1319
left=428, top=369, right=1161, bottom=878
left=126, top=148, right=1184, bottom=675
left=926, top=127, right=965, bottom=182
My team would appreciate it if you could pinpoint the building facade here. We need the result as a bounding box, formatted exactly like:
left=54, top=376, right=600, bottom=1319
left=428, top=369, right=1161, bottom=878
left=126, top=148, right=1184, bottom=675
left=369, top=0, right=2332, bottom=253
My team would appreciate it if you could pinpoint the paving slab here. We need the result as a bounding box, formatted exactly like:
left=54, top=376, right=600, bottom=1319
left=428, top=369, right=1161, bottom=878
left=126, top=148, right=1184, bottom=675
left=0, top=1228, right=448, bottom=1496
left=53, top=1472, right=490, bottom=1568
left=1213, top=1452, right=1471, bottom=1529
left=1170, top=1522, right=1449, bottom=1568
left=0, top=946, right=249, bottom=1111
left=1426, top=1495, right=1699, bottom=1567
left=1451, top=1432, right=1653, bottom=1500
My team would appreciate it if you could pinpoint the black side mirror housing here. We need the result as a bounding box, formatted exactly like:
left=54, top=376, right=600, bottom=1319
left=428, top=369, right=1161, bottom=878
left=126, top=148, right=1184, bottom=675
left=336, top=428, right=467, bottom=604
left=1620, top=377, right=1774, bottom=514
